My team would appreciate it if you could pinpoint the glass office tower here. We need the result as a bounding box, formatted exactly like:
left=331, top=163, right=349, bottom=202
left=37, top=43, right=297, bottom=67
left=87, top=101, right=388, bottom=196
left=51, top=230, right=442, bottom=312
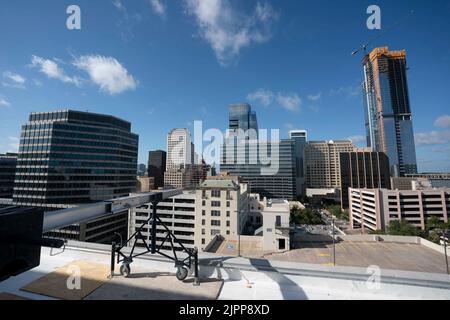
left=289, top=130, right=307, bottom=196
left=13, top=110, right=138, bottom=206
left=363, top=47, right=418, bottom=177
left=229, top=103, right=258, bottom=135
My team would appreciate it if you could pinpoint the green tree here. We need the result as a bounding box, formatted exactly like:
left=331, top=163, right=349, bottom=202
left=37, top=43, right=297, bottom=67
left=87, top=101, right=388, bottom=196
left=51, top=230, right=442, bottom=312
left=387, top=220, right=419, bottom=236
left=290, top=206, right=324, bottom=225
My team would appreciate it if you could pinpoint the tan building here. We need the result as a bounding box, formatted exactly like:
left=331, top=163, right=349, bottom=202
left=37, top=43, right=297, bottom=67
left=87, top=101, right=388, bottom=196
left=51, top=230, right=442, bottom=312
left=194, top=177, right=249, bottom=251
left=349, top=188, right=450, bottom=232
left=136, top=176, right=155, bottom=192
left=305, top=140, right=355, bottom=189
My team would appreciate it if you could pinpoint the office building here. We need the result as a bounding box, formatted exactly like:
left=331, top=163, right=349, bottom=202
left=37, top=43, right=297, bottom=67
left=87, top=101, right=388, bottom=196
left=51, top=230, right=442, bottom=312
left=164, top=128, right=204, bottom=189
left=228, top=103, right=258, bottom=135
left=13, top=110, right=138, bottom=244
left=340, top=150, right=391, bottom=209
left=137, top=176, right=155, bottom=192
left=290, top=130, right=307, bottom=197
left=349, top=188, right=450, bottom=232
left=147, top=150, right=166, bottom=189
left=128, top=192, right=196, bottom=251
left=363, top=47, right=418, bottom=177
left=0, top=153, right=17, bottom=198
left=194, top=176, right=249, bottom=251
left=221, top=139, right=297, bottom=200
left=305, top=140, right=355, bottom=189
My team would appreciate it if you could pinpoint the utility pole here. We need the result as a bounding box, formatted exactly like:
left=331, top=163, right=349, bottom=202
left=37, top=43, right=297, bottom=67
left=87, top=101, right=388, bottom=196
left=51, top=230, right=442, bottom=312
left=332, top=217, right=336, bottom=267
left=443, top=229, right=449, bottom=275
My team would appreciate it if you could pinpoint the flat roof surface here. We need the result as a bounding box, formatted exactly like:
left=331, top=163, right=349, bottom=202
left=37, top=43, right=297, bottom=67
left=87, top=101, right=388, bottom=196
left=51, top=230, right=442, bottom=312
left=1, top=242, right=450, bottom=300
left=264, top=241, right=450, bottom=274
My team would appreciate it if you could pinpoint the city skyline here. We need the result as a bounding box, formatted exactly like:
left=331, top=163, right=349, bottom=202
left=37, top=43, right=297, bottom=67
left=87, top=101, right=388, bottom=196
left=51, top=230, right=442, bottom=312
left=1, top=1, right=450, bottom=172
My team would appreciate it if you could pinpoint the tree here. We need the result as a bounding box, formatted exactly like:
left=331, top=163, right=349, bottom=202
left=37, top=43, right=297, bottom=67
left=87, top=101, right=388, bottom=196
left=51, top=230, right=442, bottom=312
left=387, top=220, right=419, bottom=237
left=290, top=206, right=324, bottom=225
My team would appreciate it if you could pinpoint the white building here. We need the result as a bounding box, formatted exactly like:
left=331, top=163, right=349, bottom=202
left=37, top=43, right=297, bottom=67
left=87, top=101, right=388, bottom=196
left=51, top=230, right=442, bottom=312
left=128, top=191, right=196, bottom=251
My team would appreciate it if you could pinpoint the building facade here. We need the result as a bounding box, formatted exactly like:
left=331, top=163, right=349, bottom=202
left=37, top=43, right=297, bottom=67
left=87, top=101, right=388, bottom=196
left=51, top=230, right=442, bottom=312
left=128, top=192, right=196, bottom=251
left=305, top=140, right=355, bottom=189
left=147, top=150, right=166, bottom=189
left=349, top=188, right=450, bottom=232
left=289, top=130, right=307, bottom=197
left=194, top=177, right=249, bottom=251
left=164, top=128, right=204, bottom=189
left=0, top=153, right=17, bottom=198
left=340, top=151, right=391, bottom=209
left=362, top=47, right=418, bottom=177
left=13, top=110, right=138, bottom=244
left=221, top=139, right=297, bottom=200
left=228, top=103, right=258, bottom=135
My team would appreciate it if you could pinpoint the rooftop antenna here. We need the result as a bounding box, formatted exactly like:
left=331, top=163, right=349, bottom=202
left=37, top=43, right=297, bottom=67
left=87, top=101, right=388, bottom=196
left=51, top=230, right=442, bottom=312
left=351, top=9, right=415, bottom=56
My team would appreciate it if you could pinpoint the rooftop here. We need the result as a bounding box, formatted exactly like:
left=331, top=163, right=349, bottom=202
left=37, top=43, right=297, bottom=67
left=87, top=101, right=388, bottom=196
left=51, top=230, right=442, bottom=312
left=2, top=240, right=450, bottom=300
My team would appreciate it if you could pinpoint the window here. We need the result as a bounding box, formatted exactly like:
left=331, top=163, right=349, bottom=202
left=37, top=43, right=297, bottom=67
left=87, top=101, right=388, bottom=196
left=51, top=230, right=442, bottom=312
left=202, top=210, right=205, bottom=216
left=211, top=189, right=221, bottom=198
left=202, top=219, right=205, bottom=226
left=211, top=229, right=220, bottom=236
left=202, top=229, right=205, bottom=235
left=226, top=230, right=230, bottom=235
left=211, top=201, right=221, bottom=207
left=226, top=201, right=230, bottom=207
left=202, top=239, right=205, bottom=245
left=211, top=220, right=221, bottom=226
left=226, top=211, right=230, bottom=217
left=226, top=221, right=230, bottom=227
left=211, top=210, right=221, bottom=217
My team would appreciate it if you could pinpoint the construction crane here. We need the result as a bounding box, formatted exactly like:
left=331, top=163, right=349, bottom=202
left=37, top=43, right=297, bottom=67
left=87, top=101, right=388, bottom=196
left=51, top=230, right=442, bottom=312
left=351, top=9, right=415, bottom=56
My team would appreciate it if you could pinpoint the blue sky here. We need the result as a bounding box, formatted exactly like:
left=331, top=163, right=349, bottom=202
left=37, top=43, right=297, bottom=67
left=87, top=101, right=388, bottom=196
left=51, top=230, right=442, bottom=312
left=0, top=0, right=449, bottom=171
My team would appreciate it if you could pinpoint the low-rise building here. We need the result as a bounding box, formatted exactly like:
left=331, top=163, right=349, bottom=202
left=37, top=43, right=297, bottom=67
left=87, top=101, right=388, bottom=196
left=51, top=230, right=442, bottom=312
left=194, top=177, right=249, bottom=251
left=349, top=188, right=450, bottom=232
left=128, top=191, right=196, bottom=251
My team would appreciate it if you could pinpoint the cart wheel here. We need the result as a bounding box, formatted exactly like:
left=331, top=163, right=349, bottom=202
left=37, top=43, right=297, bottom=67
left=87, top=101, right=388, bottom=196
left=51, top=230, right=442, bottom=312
left=120, top=264, right=131, bottom=277
left=176, top=267, right=188, bottom=281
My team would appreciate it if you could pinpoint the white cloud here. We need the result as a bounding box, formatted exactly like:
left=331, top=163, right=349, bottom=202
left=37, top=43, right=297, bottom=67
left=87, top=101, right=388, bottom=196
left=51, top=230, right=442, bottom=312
left=73, top=55, right=138, bottom=95
left=415, top=130, right=450, bottom=146
left=277, top=92, right=301, bottom=112
left=184, top=0, right=279, bottom=65
left=247, top=89, right=273, bottom=107
left=2, top=71, right=26, bottom=88
left=348, top=135, right=366, bottom=144
left=148, top=0, right=166, bottom=17
left=0, top=97, right=11, bottom=107
left=307, top=92, right=322, bottom=102
left=330, top=85, right=361, bottom=98
left=31, top=55, right=80, bottom=86
left=8, top=136, right=20, bottom=151
left=434, top=115, right=450, bottom=129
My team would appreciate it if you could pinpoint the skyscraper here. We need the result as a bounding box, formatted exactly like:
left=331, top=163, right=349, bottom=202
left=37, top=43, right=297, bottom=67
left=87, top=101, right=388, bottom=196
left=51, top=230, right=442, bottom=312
left=340, top=150, right=391, bottom=209
left=289, top=130, right=307, bottom=196
left=0, top=153, right=17, bottom=198
left=305, top=140, right=355, bottom=189
left=363, top=47, right=418, bottom=177
left=228, top=103, right=258, bottom=135
left=12, top=110, right=138, bottom=244
left=148, top=150, right=166, bottom=189
left=164, top=128, right=203, bottom=189
left=221, top=104, right=296, bottom=199
left=13, top=110, right=138, bottom=205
